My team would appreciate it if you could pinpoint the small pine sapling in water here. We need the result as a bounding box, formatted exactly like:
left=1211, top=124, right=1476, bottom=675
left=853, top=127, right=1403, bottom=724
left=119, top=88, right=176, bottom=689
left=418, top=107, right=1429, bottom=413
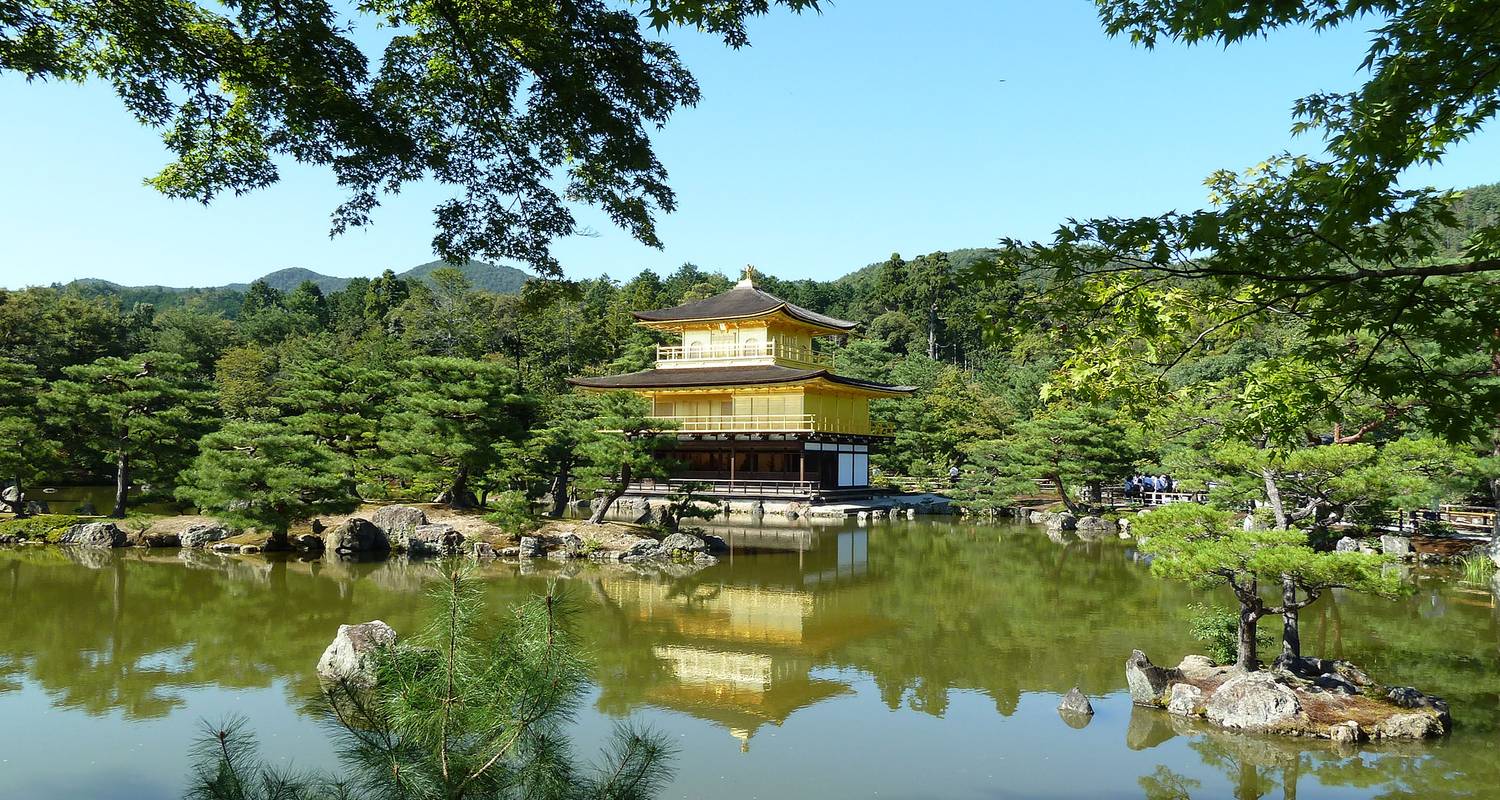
left=184, top=568, right=676, bottom=800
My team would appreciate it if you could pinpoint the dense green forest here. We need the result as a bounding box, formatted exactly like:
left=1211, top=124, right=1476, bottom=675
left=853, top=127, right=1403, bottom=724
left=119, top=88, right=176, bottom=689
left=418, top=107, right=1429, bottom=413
left=2, top=182, right=1498, bottom=532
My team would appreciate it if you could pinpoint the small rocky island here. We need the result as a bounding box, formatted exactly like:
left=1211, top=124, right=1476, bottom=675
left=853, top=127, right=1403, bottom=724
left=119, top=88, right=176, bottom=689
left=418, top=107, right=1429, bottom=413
left=1126, top=650, right=1450, bottom=742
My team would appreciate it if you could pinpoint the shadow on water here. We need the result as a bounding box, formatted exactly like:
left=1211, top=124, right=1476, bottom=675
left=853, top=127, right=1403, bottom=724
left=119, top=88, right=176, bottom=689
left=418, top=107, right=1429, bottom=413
left=1, top=516, right=1498, bottom=798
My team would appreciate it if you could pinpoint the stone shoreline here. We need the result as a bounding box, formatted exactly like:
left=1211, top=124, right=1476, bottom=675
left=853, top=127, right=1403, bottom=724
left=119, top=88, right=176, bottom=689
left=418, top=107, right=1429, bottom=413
left=1126, top=650, right=1450, bottom=743
left=0, top=506, right=732, bottom=576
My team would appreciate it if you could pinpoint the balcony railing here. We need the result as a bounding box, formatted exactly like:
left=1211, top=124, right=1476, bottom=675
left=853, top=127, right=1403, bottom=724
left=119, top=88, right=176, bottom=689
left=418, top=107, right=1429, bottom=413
left=662, top=413, right=817, bottom=432
left=648, top=413, right=890, bottom=436
left=655, top=342, right=833, bottom=368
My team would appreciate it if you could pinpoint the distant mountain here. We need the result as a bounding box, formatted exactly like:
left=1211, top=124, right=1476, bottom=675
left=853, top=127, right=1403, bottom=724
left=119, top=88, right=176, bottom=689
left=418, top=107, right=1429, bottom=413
left=224, top=267, right=350, bottom=294
left=400, top=259, right=530, bottom=294
left=61, top=259, right=532, bottom=298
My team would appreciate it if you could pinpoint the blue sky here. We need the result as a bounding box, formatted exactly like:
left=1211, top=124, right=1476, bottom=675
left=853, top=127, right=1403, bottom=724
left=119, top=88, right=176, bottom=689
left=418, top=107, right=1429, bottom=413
left=2, top=1, right=1496, bottom=289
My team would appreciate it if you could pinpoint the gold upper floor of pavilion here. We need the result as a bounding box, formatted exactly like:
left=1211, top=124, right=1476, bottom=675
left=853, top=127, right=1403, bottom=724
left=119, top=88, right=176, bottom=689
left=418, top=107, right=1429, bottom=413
left=568, top=274, right=915, bottom=436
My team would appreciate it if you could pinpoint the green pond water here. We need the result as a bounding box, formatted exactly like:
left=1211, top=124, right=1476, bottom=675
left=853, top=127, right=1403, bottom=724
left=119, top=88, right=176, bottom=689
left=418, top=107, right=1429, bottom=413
left=1, top=518, right=1498, bottom=799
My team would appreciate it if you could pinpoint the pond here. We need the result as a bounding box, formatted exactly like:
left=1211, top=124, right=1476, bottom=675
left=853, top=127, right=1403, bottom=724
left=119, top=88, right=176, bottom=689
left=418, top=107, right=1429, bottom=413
left=1, top=517, right=1497, bottom=799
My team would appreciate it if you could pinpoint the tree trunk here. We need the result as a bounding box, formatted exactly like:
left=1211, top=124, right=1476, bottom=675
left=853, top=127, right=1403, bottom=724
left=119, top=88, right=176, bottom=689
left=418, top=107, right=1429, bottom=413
left=1053, top=473, right=1079, bottom=515
left=926, top=301, right=938, bottom=361
left=588, top=463, right=632, bottom=524
left=1261, top=467, right=1287, bottom=529
left=444, top=465, right=474, bottom=509
left=1237, top=602, right=1262, bottom=671
left=548, top=466, right=571, bottom=519
left=1281, top=577, right=1301, bottom=661
left=112, top=449, right=130, bottom=519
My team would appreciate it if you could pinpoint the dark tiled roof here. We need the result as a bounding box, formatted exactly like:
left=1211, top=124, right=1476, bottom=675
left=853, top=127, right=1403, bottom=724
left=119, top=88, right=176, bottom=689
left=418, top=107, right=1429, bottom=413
left=633, top=282, right=857, bottom=331
left=568, top=365, right=915, bottom=394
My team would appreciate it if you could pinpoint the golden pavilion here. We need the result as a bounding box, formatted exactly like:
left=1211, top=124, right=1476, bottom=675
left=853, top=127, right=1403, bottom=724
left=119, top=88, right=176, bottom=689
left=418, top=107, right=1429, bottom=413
left=568, top=273, right=915, bottom=500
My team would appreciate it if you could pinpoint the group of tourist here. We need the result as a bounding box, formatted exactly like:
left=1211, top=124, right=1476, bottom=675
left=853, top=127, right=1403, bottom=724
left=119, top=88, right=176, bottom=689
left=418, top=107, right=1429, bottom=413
left=1124, top=474, right=1175, bottom=498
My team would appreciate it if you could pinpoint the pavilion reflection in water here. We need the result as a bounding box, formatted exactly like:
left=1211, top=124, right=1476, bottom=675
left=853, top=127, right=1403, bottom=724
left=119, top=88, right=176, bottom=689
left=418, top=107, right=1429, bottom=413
left=592, top=525, right=883, bottom=751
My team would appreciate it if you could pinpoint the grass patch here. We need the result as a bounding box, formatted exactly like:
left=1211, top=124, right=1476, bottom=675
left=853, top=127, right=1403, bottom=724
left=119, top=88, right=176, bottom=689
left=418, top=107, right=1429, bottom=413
left=0, top=514, right=85, bottom=543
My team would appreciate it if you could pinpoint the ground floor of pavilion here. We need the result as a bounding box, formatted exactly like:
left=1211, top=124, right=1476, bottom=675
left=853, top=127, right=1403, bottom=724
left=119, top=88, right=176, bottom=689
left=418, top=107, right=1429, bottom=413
left=627, top=432, right=891, bottom=501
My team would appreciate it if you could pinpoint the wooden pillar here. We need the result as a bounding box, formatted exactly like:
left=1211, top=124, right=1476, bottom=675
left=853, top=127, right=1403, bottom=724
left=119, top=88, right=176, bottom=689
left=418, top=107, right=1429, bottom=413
left=799, top=450, right=806, bottom=485
left=729, top=441, right=736, bottom=491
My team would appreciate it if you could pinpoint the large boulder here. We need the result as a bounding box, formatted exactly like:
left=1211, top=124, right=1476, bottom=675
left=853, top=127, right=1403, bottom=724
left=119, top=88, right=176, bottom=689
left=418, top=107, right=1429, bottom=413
left=57, top=522, right=126, bottom=548
left=410, top=523, right=464, bottom=555
left=371, top=505, right=428, bottom=539
left=1205, top=671, right=1305, bottom=732
left=1335, top=536, right=1360, bottom=553
left=323, top=518, right=389, bottom=554
left=316, top=621, right=397, bottom=688
left=1381, top=534, right=1412, bottom=558
left=1125, top=650, right=1179, bottom=706
left=180, top=523, right=232, bottom=548
left=518, top=536, right=543, bottom=559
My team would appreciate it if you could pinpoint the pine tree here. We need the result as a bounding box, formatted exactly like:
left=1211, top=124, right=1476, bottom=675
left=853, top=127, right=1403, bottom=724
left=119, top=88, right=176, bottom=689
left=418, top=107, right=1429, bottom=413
left=42, top=351, right=216, bottom=517
left=381, top=357, right=532, bottom=508
left=0, top=358, right=47, bottom=514
left=522, top=393, right=605, bottom=518
left=185, top=571, right=675, bottom=800
left=273, top=342, right=395, bottom=492
left=176, top=421, right=354, bottom=548
left=1134, top=504, right=1406, bottom=670
left=580, top=392, right=676, bottom=523
left=961, top=404, right=1143, bottom=514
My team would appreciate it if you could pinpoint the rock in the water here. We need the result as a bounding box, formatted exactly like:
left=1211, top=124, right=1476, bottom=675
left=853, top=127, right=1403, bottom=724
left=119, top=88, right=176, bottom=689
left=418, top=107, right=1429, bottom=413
left=58, top=522, right=126, bottom=548
left=1381, top=534, right=1412, bottom=557
left=1058, top=687, right=1094, bottom=716
left=518, top=536, right=543, bottom=558
left=1387, top=687, right=1451, bottom=729
left=546, top=533, right=585, bottom=560
left=316, top=621, right=396, bottom=688
left=135, top=531, right=180, bottom=548
left=1167, top=683, right=1205, bottom=717
left=411, top=523, right=464, bottom=555
left=1329, top=720, right=1363, bottom=744
left=23, top=500, right=49, bottom=515
left=1335, top=536, right=1360, bottom=553
left=1125, top=650, right=1179, bottom=706
left=371, top=505, right=428, bottom=539
left=1046, top=512, right=1078, bottom=532
left=471, top=541, right=497, bottom=560
left=1075, top=516, right=1113, bottom=538
left=1373, top=712, right=1443, bottom=739
left=1206, top=671, right=1305, bottom=732
left=1333, top=660, right=1373, bottom=687
left=660, top=532, right=709, bottom=554
left=294, top=533, right=325, bottom=552
left=701, top=533, right=729, bottom=553
left=180, top=523, right=231, bottom=548
left=323, top=518, right=388, bottom=554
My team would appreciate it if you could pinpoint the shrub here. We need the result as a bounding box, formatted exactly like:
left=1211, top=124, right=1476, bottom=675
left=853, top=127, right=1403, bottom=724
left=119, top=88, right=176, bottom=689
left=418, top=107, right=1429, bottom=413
left=0, top=514, right=85, bottom=543
left=1186, top=603, right=1272, bottom=665
left=483, top=490, right=539, bottom=534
